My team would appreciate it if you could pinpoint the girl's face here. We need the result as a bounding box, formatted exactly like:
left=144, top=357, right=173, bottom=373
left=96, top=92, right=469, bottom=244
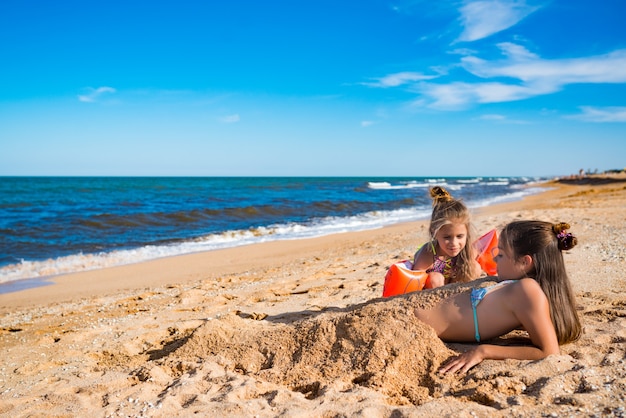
left=434, top=222, right=468, bottom=258
left=492, top=242, right=528, bottom=280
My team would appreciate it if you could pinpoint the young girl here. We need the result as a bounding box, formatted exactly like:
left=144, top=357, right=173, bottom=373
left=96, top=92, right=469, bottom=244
left=412, top=186, right=481, bottom=288
left=414, top=220, right=582, bottom=374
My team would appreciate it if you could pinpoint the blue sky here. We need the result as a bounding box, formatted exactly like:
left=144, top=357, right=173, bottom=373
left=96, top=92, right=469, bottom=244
left=1, top=0, right=625, bottom=177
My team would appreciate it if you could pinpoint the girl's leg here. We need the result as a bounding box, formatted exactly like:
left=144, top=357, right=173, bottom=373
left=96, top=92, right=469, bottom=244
left=424, top=272, right=445, bottom=289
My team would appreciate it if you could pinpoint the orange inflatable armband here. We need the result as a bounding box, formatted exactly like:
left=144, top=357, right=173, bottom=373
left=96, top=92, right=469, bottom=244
left=382, top=260, right=428, bottom=297
left=475, top=229, right=498, bottom=276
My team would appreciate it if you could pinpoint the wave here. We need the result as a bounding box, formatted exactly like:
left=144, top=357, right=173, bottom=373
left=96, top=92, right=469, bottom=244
left=366, top=179, right=498, bottom=191
left=0, top=179, right=552, bottom=285
left=456, top=178, right=482, bottom=184
left=367, top=180, right=458, bottom=190
left=367, top=181, right=430, bottom=190
left=0, top=206, right=434, bottom=284
left=467, top=186, right=552, bottom=208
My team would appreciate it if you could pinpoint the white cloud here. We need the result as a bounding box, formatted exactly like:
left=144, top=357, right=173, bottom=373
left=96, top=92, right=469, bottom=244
left=78, top=86, right=116, bottom=103
left=219, top=114, right=240, bottom=123
left=462, top=44, right=626, bottom=84
left=479, top=114, right=506, bottom=120
left=362, top=71, right=440, bottom=88
left=416, top=45, right=626, bottom=109
left=457, top=0, right=540, bottom=42
left=361, top=120, right=375, bottom=127
left=567, top=106, right=626, bottom=123
left=477, top=113, right=529, bottom=124
left=496, top=42, right=539, bottom=60
left=449, top=47, right=478, bottom=56
left=418, top=80, right=542, bottom=110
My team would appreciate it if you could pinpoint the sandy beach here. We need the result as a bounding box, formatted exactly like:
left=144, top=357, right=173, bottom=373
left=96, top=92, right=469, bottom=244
left=1, top=175, right=625, bottom=417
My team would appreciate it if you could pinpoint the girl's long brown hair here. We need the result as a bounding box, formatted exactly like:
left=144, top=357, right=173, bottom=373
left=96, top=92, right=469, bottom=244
left=500, top=220, right=582, bottom=344
left=428, top=186, right=479, bottom=282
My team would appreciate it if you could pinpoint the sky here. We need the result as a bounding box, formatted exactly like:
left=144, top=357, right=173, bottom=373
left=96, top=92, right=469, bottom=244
left=1, top=0, right=625, bottom=177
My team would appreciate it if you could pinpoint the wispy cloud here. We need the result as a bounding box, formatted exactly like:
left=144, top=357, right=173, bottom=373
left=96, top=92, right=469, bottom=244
left=413, top=45, right=626, bottom=109
left=477, top=113, right=529, bottom=124
left=219, top=114, right=240, bottom=123
left=479, top=114, right=506, bottom=121
left=416, top=80, right=540, bottom=109
left=457, top=0, right=541, bottom=42
left=78, top=86, right=116, bottom=103
left=362, top=71, right=441, bottom=88
left=361, top=120, right=375, bottom=127
left=567, top=106, right=626, bottom=123
left=462, top=44, right=626, bottom=84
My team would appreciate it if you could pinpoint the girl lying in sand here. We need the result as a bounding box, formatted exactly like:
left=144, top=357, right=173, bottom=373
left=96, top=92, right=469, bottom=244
left=414, top=220, right=582, bottom=373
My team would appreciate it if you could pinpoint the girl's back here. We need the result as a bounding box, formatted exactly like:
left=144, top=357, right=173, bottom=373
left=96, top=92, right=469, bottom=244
left=414, top=279, right=555, bottom=346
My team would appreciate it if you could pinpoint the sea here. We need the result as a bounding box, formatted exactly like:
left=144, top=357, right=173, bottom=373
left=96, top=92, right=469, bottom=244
left=0, top=176, right=552, bottom=290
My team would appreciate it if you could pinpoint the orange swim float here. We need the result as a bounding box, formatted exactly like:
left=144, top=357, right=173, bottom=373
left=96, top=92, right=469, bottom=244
left=474, top=229, right=498, bottom=276
left=383, top=229, right=498, bottom=298
left=382, top=260, right=429, bottom=297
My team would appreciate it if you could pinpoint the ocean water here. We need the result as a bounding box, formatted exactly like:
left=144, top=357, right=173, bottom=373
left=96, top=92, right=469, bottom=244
left=0, top=176, right=550, bottom=286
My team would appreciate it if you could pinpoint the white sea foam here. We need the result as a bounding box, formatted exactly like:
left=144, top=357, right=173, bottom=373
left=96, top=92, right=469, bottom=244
left=366, top=179, right=463, bottom=190
left=367, top=181, right=430, bottom=190
left=468, top=186, right=552, bottom=208
left=0, top=183, right=552, bottom=285
left=0, top=206, right=433, bottom=284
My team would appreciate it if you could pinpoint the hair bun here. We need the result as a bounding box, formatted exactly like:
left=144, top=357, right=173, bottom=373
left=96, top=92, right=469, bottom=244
left=430, top=186, right=453, bottom=205
left=553, top=222, right=578, bottom=251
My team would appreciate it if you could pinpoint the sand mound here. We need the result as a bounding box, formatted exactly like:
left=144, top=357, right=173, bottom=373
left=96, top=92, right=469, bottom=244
left=168, top=295, right=453, bottom=406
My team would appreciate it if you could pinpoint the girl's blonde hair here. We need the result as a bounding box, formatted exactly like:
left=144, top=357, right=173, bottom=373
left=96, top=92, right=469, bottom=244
left=428, top=186, right=479, bottom=282
left=500, top=220, right=582, bottom=344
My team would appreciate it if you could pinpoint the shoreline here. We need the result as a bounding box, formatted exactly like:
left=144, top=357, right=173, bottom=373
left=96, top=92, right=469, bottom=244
left=0, top=177, right=548, bottom=292
left=0, top=175, right=620, bottom=312
left=0, top=179, right=562, bottom=311
left=0, top=218, right=432, bottom=312
left=1, top=175, right=625, bottom=417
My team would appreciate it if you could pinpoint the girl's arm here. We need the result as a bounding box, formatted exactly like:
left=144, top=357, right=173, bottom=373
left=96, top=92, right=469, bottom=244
left=438, top=343, right=553, bottom=374
left=412, top=244, right=432, bottom=270
left=439, top=279, right=560, bottom=374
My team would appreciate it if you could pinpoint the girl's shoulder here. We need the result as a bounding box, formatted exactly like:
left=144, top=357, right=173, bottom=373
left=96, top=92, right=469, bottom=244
left=415, top=241, right=434, bottom=257
left=505, top=278, right=548, bottom=306
left=417, top=240, right=435, bottom=252
left=501, top=278, right=542, bottom=291
left=516, top=277, right=543, bottom=291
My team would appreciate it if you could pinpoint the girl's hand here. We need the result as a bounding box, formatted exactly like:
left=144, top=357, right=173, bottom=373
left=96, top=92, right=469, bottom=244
left=438, top=346, right=485, bottom=374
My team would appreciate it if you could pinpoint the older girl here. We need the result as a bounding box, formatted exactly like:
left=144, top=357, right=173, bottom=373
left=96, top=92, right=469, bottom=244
left=414, top=220, right=582, bottom=373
